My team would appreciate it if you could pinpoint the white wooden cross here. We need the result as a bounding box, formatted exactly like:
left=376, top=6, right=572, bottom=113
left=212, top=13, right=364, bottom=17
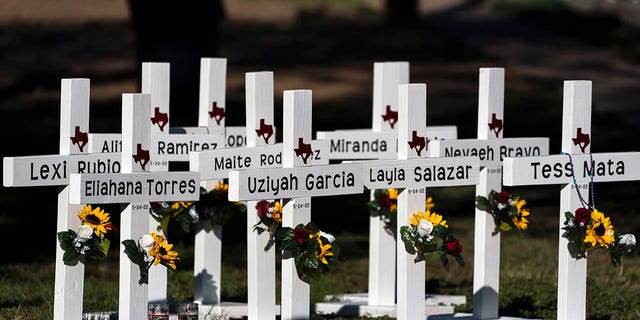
left=315, top=62, right=457, bottom=314
left=190, top=72, right=330, bottom=318
left=429, top=68, right=549, bottom=319
left=69, top=93, right=200, bottom=320
left=3, top=79, right=122, bottom=320
left=142, top=60, right=227, bottom=303
left=502, top=80, right=640, bottom=320
left=228, top=89, right=364, bottom=320
left=360, top=83, right=479, bottom=320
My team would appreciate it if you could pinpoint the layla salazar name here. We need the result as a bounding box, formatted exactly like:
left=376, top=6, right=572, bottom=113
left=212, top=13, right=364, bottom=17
left=83, top=178, right=197, bottom=197
left=247, top=172, right=356, bottom=196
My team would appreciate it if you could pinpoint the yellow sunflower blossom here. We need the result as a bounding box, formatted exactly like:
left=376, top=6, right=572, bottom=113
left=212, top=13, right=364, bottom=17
left=512, top=197, right=530, bottom=230
left=78, top=205, right=112, bottom=239
left=584, top=209, right=615, bottom=248
left=409, top=210, right=448, bottom=228
left=272, top=201, right=283, bottom=223
left=426, top=196, right=435, bottom=211
left=149, top=232, right=180, bottom=270
left=171, top=201, right=192, bottom=211
left=388, top=189, right=398, bottom=212
left=315, top=241, right=333, bottom=265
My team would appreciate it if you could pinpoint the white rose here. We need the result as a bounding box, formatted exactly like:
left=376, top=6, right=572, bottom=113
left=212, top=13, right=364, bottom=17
left=417, top=219, right=434, bottom=237
left=139, top=234, right=155, bottom=252
left=188, top=206, right=199, bottom=223
left=619, top=234, right=636, bottom=247
left=321, top=231, right=335, bottom=243
left=76, top=225, right=94, bottom=243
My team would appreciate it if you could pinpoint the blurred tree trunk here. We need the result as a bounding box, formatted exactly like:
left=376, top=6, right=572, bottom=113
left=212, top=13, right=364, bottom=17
left=385, top=0, right=418, bottom=26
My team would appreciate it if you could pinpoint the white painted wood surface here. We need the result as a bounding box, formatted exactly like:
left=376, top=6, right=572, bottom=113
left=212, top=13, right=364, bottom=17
left=150, top=134, right=225, bottom=162
left=55, top=78, right=89, bottom=320
left=190, top=140, right=329, bottom=181
left=228, top=163, right=363, bottom=201
left=396, top=84, right=427, bottom=320
left=281, top=90, right=313, bottom=320
left=372, top=62, right=409, bottom=132
left=199, top=58, right=227, bottom=134
left=245, top=72, right=277, bottom=320
left=502, top=81, right=640, bottom=320
left=142, top=63, right=171, bottom=302
left=429, top=137, right=548, bottom=167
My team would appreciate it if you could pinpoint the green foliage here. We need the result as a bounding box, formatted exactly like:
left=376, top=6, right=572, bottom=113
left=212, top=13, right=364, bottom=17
left=475, top=190, right=529, bottom=236
left=278, top=222, right=341, bottom=282
left=57, top=228, right=110, bottom=265
left=122, top=239, right=150, bottom=284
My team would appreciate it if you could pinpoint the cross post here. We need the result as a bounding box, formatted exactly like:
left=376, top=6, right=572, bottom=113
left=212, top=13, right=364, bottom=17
left=228, top=89, right=364, bottom=320
left=503, top=80, right=640, bottom=320
left=359, top=83, right=479, bottom=320
left=429, top=68, right=549, bottom=319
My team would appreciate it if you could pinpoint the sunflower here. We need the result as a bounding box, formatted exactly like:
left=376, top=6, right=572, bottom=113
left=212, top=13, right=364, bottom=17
left=409, top=210, right=448, bottom=228
left=272, top=201, right=283, bottom=223
left=149, top=232, right=179, bottom=270
left=213, top=181, right=229, bottom=198
left=584, top=209, right=615, bottom=248
left=426, top=196, right=435, bottom=211
left=388, top=189, right=398, bottom=212
left=512, top=197, right=530, bottom=230
left=78, top=205, right=112, bottom=239
left=171, top=201, right=192, bottom=211
left=314, top=237, right=333, bottom=265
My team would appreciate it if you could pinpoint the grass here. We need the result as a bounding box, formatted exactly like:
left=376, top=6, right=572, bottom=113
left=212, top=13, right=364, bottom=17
left=2, top=209, right=639, bottom=319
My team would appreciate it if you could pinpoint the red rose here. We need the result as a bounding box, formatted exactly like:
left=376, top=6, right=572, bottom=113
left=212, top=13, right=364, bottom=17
left=378, top=193, right=391, bottom=208
left=255, top=200, right=270, bottom=218
left=574, top=208, right=591, bottom=225
left=293, top=228, right=310, bottom=245
left=445, top=239, right=463, bottom=255
left=493, top=191, right=509, bottom=206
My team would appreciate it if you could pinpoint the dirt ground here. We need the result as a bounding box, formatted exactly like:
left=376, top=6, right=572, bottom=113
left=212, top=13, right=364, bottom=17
left=1, top=0, right=639, bottom=261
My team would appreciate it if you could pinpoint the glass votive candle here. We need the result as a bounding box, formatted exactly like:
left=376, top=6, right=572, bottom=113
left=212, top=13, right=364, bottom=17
left=178, top=302, right=199, bottom=320
left=148, top=303, right=170, bottom=320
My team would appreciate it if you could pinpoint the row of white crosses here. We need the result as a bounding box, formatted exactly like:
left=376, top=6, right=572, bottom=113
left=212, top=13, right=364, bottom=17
left=3, top=79, right=122, bottom=320
left=503, top=80, right=640, bottom=320
left=429, top=68, right=550, bottom=319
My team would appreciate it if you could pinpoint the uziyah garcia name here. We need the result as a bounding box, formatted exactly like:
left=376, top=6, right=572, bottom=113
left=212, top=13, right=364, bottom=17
left=247, top=172, right=356, bottom=196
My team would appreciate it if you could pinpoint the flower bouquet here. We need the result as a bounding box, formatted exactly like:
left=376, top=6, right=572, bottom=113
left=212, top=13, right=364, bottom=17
left=57, top=205, right=114, bottom=264
left=475, top=190, right=530, bottom=236
left=277, top=222, right=340, bottom=282
left=122, top=231, right=179, bottom=284
left=253, top=200, right=283, bottom=251
left=562, top=207, right=636, bottom=265
left=367, top=188, right=435, bottom=235
left=399, top=210, right=464, bottom=271
left=150, top=181, right=246, bottom=233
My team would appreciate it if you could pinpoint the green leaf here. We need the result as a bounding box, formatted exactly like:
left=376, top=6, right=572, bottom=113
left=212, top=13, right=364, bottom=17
left=475, top=196, right=492, bottom=213
left=63, top=250, right=78, bottom=265
left=57, top=230, right=76, bottom=251
left=98, top=238, right=111, bottom=258
left=455, top=254, right=465, bottom=267
left=439, top=252, right=450, bottom=272
left=400, top=226, right=416, bottom=255
left=303, top=253, right=319, bottom=270
left=122, top=240, right=145, bottom=266
left=499, top=221, right=513, bottom=232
